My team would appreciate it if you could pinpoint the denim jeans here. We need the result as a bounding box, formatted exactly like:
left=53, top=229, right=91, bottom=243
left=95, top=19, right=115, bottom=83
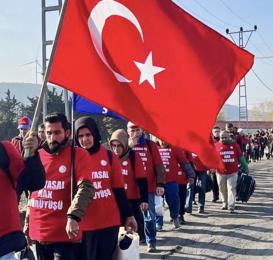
left=195, top=171, right=206, bottom=208
left=165, top=182, right=180, bottom=219
left=156, top=182, right=180, bottom=227
left=179, top=184, right=187, bottom=216
left=212, top=171, right=219, bottom=200
left=0, top=252, right=14, bottom=260
left=143, top=192, right=156, bottom=246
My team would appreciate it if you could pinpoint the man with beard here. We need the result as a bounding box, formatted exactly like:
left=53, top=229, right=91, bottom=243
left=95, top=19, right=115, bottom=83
left=28, top=113, right=95, bottom=260
left=215, top=130, right=249, bottom=213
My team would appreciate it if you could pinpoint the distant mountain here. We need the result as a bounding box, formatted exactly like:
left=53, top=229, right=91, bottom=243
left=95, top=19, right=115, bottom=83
left=221, top=104, right=239, bottom=121
left=0, top=82, right=41, bottom=104
left=1, top=82, right=241, bottom=121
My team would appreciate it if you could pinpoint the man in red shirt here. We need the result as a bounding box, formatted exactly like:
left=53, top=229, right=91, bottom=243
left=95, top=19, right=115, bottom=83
left=29, top=113, right=95, bottom=260
left=215, top=130, right=249, bottom=213
left=177, top=150, right=195, bottom=224
left=11, top=116, right=32, bottom=154
left=127, top=122, right=165, bottom=253
left=157, top=141, right=195, bottom=229
left=0, top=133, right=45, bottom=259
left=210, top=126, right=220, bottom=203
left=75, top=117, right=137, bottom=260
left=110, top=129, right=148, bottom=244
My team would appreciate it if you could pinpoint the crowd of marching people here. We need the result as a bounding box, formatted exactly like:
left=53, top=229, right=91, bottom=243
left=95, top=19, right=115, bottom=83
left=1, top=113, right=272, bottom=260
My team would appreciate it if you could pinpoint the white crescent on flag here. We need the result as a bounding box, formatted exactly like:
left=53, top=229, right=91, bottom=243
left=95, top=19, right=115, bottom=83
left=88, top=0, right=144, bottom=83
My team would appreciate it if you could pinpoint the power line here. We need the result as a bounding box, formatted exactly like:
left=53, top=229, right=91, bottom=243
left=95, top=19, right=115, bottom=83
left=219, top=0, right=254, bottom=27
left=219, top=0, right=273, bottom=59
left=249, top=42, right=273, bottom=66
left=175, top=1, right=227, bottom=31
left=251, top=68, right=273, bottom=93
left=255, top=56, right=273, bottom=59
left=193, top=0, right=237, bottom=28
left=257, top=31, right=273, bottom=56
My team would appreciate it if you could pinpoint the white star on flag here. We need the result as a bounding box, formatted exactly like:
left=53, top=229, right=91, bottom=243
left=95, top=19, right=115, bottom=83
left=134, top=52, right=165, bottom=89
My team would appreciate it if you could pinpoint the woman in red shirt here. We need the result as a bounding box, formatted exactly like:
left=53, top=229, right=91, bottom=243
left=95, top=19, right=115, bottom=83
left=110, top=129, right=148, bottom=243
left=75, top=117, right=137, bottom=260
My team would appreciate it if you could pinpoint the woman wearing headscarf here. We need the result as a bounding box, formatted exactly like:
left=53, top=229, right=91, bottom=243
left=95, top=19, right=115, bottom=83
left=74, top=116, right=137, bottom=260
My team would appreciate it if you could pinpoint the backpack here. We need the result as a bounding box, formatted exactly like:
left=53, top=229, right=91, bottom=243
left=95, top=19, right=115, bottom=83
left=0, top=142, right=15, bottom=189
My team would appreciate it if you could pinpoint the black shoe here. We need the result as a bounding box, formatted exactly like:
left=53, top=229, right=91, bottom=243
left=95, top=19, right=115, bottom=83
left=180, top=216, right=186, bottom=224
left=198, top=207, right=205, bottom=213
left=212, top=198, right=219, bottom=203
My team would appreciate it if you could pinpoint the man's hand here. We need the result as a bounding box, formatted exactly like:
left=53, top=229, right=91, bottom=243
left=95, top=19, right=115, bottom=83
left=139, top=202, right=149, bottom=211
left=187, top=178, right=194, bottom=185
left=124, top=216, right=138, bottom=233
left=66, top=218, right=80, bottom=239
left=156, top=186, right=164, bottom=196
left=22, top=131, right=39, bottom=157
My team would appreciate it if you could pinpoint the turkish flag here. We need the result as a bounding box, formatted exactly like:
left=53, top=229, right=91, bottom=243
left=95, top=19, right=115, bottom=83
left=49, top=0, right=254, bottom=169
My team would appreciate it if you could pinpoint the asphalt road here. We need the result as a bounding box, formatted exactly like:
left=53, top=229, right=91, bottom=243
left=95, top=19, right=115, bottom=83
left=140, top=158, right=273, bottom=260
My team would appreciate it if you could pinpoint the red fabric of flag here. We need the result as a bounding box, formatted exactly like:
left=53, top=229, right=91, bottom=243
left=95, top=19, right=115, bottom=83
left=49, top=0, right=254, bottom=169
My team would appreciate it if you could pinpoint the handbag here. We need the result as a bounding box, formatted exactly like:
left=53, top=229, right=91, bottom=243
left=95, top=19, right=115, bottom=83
left=195, top=174, right=213, bottom=193
left=154, top=195, right=164, bottom=216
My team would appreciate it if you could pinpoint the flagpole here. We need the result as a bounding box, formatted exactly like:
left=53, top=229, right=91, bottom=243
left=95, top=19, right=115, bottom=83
left=70, top=96, right=76, bottom=201
left=25, top=0, right=68, bottom=157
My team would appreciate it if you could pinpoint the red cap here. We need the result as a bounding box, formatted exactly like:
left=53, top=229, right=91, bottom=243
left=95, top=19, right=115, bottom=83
left=18, top=116, right=32, bottom=129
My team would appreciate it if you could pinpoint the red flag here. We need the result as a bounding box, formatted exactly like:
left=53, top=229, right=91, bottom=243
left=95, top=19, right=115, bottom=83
left=49, top=0, right=254, bottom=169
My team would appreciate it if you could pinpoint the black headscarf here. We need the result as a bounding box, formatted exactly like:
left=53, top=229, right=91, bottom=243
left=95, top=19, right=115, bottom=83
left=74, top=116, right=101, bottom=154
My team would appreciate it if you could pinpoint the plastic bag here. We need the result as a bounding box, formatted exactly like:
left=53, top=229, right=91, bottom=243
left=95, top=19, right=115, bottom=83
left=112, top=227, right=139, bottom=260
left=154, top=195, right=164, bottom=216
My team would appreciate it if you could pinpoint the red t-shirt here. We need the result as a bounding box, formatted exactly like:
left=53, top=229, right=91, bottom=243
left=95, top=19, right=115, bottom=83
left=158, top=146, right=187, bottom=183
left=177, top=170, right=187, bottom=185
left=0, top=141, right=24, bottom=238
left=214, top=142, right=243, bottom=174
left=29, top=145, right=91, bottom=243
left=80, top=146, right=124, bottom=231
left=120, top=152, right=146, bottom=200
left=132, top=141, right=163, bottom=193
left=175, top=148, right=190, bottom=185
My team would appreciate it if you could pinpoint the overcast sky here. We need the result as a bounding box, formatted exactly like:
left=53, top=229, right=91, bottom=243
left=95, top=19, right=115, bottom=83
left=0, top=0, right=273, bottom=108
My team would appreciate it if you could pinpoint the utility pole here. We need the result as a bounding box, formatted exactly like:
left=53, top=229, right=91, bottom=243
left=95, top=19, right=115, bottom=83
left=42, top=0, right=70, bottom=121
left=226, top=26, right=257, bottom=127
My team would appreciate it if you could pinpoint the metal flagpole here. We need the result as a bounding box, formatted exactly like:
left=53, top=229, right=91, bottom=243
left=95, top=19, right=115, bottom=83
left=70, top=95, right=76, bottom=201
left=25, top=0, right=68, bottom=157
left=31, top=0, right=68, bottom=132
